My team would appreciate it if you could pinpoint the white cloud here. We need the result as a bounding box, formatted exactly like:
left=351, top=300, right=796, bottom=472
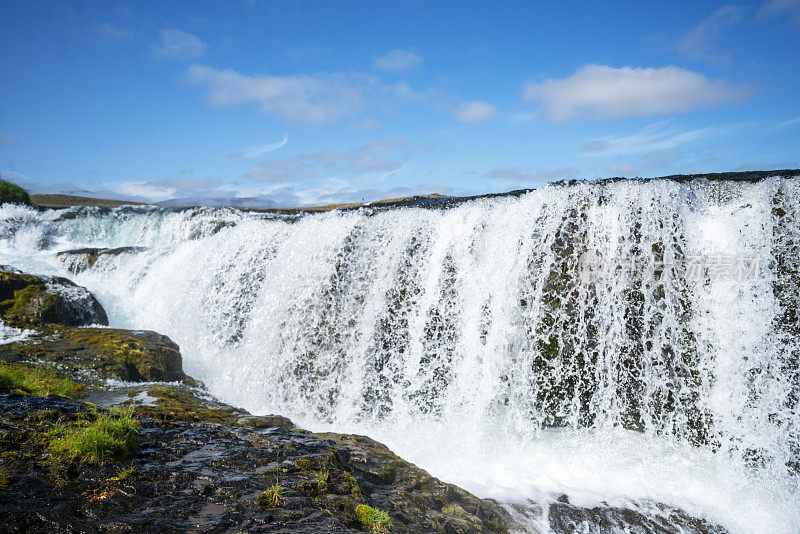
left=524, top=64, right=752, bottom=122
left=187, top=65, right=363, bottom=123
left=582, top=120, right=744, bottom=156
left=226, top=133, right=288, bottom=160
left=487, top=165, right=578, bottom=182
left=152, top=29, right=206, bottom=60
left=108, top=177, right=223, bottom=200
left=758, top=0, right=800, bottom=23
left=675, top=5, right=745, bottom=62
left=373, top=49, right=422, bottom=72
left=455, top=101, right=498, bottom=123
left=112, top=181, right=180, bottom=199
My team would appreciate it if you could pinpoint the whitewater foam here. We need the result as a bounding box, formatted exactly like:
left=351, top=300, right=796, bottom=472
left=2, top=175, right=799, bottom=533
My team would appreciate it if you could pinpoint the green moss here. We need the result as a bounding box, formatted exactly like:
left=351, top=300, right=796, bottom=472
left=0, top=271, right=42, bottom=302
left=379, top=463, right=396, bottom=483
left=342, top=472, right=361, bottom=494
left=295, top=458, right=314, bottom=470
left=0, top=284, right=62, bottom=326
left=47, top=406, right=139, bottom=465
left=0, top=363, right=85, bottom=398
left=0, top=466, right=9, bottom=490
left=3, top=326, right=190, bottom=384
left=142, top=386, right=238, bottom=424
left=355, top=504, right=392, bottom=533
left=0, top=180, right=31, bottom=205
left=299, top=468, right=329, bottom=497
left=316, top=468, right=329, bottom=493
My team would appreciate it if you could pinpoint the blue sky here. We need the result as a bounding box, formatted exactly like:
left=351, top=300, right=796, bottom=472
left=1, top=0, right=799, bottom=207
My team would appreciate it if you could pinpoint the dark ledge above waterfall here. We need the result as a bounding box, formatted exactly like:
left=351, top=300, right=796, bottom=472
left=0, top=268, right=729, bottom=533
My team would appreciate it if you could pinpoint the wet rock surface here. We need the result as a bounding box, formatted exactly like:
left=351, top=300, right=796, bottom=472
left=0, top=325, right=196, bottom=385
left=0, top=267, right=108, bottom=327
left=0, top=388, right=507, bottom=533
left=57, top=247, right=148, bottom=274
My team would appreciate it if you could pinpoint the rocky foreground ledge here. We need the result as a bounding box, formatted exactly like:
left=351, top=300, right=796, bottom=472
left=0, top=267, right=727, bottom=533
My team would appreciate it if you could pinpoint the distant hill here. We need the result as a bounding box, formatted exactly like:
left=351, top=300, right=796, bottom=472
left=30, top=192, right=451, bottom=212
left=31, top=194, right=149, bottom=208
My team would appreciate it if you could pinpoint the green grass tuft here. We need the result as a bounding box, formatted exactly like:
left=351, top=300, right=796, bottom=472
left=258, top=483, right=287, bottom=507
left=109, top=466, right=136, bottom=482
left=0, top=363, right=84, bottom=398
left=48, top=406, right=139, bottom=465
left=355, top=504, right=392, bottom=533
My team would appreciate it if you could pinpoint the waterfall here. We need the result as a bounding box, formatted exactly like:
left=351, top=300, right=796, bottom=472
left=2, top=174, right=799, bottom=533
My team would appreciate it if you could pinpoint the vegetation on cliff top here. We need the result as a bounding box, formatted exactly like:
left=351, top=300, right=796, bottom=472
left=0, top=180, right=31, bottom=206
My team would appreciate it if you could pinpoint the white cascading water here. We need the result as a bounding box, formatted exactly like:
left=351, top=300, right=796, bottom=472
left=1, top=176, right=799, bottom=533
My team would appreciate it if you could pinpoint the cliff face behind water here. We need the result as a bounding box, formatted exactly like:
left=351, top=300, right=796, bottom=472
left=2, top=170, right=800, bottom=533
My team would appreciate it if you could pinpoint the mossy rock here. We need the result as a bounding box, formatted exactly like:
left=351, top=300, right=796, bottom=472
left=315, top=433, right=508, bottom=533
left=0, top=270, right=108, bottom=327
left=133, top=384, right=294, bottom=428
left=0, top=325, right=194, bottom=384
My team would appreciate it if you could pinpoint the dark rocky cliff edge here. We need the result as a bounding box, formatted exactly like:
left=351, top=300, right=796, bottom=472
left=0, top=267, right=727, bottom=533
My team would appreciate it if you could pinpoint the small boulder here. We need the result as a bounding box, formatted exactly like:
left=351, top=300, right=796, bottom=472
left=0, top=269, right=108, bottom=327
left=0, top=326, right=196, bottom=384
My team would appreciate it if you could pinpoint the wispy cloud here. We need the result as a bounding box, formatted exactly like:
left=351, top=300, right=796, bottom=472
left=524, top=64, right=753, bottom=122
left=187, top=65, right=430, bottom=124
left=187, top=65, right=363, bottom=123
left=775, top=115, right=800, bottom=129
left=582, top=120, right=744, bottom=156
left=758, top=0, right=800, bottom=24
left=487, top=165, right=579, bottom=183
left=226, top=133, right=288, bottom=160
left=373, top=49, right=422, bottom=72
left=98, top=22, right=134, bottom=42
left=674, top=5, right=745, bottom=62
left=0, top=133, right=16, bottom=144
left=152, top=29, right=206, bottom=60
left=302, top=137, right=411, bottom=174
left=246, top=137, right=419, bottom=183
left=246, top=160, right=315, bottom=183
left=455, top=101, right=497, bottom=123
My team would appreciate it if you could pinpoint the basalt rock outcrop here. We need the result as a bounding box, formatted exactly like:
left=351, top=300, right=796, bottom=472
left=0, top=267, right=108, bottom=327
left=0, top=325, right=196, bottom=385
left=57, top=247, right=148, bottom=274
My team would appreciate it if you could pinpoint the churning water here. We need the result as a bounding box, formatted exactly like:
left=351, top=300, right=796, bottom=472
left=1, top=175, right=799, bottom=532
